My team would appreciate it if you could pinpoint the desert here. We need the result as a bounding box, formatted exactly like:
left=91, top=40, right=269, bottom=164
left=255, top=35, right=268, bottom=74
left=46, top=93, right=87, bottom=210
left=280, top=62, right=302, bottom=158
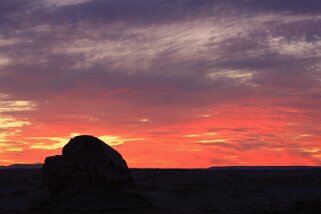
left=0, top=136, right=320, bottom=213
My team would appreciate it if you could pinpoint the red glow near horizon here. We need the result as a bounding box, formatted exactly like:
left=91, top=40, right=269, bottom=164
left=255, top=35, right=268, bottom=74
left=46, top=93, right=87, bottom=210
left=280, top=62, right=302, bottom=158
left=0, top=0, right=320, bottom=168
left=0, top=97, right=320, bottom=168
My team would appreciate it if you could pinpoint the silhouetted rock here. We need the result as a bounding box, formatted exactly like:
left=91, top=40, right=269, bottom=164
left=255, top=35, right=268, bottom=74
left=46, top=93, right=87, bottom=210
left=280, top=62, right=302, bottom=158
left=43, top=135, right=134, bottom=194
left=39, top=135, right=150, bottom=211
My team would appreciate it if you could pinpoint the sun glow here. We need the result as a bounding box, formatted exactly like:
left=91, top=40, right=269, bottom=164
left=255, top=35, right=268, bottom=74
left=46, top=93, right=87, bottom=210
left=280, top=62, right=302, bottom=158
left=28, top=134, right=145, bottom=150
left=197, top=139, right=227, bottom=144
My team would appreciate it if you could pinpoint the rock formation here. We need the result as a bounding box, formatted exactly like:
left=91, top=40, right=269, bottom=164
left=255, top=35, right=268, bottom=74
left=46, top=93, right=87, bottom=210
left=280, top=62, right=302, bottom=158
left=39, top=135, right=150, bottom=211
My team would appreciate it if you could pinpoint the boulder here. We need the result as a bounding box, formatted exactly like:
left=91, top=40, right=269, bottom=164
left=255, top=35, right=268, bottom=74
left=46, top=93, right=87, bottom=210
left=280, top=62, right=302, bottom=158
left=40, top=135, right=150, bottom=211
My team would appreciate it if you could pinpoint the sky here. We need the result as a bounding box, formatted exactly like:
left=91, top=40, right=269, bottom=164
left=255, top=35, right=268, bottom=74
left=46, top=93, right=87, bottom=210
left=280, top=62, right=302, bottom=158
left=0, top=0, right=320, bottom=168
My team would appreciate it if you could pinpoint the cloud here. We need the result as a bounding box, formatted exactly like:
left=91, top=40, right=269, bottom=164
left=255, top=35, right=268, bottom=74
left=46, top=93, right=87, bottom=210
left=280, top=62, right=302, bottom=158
left=0, top=56, right=10, bottom=67
left=197, top=139, right=228, bottom=144
left=42, top=0, right=92, bottom=8
left=0, top=0, right=320, bottom=166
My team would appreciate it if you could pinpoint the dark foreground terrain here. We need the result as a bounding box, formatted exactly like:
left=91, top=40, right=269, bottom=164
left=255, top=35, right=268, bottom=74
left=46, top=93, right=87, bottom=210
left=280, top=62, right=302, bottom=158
left=0, top=166, right=321, bottom=213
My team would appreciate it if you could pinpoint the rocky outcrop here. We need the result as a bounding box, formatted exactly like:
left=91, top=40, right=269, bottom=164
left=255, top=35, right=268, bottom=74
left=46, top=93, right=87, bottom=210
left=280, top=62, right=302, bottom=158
left=39, top=135, right=150, bottom=211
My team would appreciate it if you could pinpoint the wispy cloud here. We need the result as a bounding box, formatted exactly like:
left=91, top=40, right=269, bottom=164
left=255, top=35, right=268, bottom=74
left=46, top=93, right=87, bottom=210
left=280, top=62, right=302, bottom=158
left=0, top=0, right=320, bottom=167
left=40, top=0, right=92, bottom=8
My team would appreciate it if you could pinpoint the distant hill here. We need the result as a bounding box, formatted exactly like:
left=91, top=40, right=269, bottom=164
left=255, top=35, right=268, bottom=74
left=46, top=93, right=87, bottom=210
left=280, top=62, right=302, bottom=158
left=208, top=166, right=321, bottom=170
left=0, top=163, right=43, bottom=169
left=1, top=164, right=320, bottom=170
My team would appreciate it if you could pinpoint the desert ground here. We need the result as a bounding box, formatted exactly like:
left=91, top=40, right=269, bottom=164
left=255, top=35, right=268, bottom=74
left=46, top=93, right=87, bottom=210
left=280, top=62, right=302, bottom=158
left=0, top=166, right=321, bottom=213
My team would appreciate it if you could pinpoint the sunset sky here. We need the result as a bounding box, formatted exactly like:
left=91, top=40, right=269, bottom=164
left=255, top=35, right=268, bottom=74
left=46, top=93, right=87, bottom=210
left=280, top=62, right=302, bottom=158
left=0, top=0, right=320, bottom=168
